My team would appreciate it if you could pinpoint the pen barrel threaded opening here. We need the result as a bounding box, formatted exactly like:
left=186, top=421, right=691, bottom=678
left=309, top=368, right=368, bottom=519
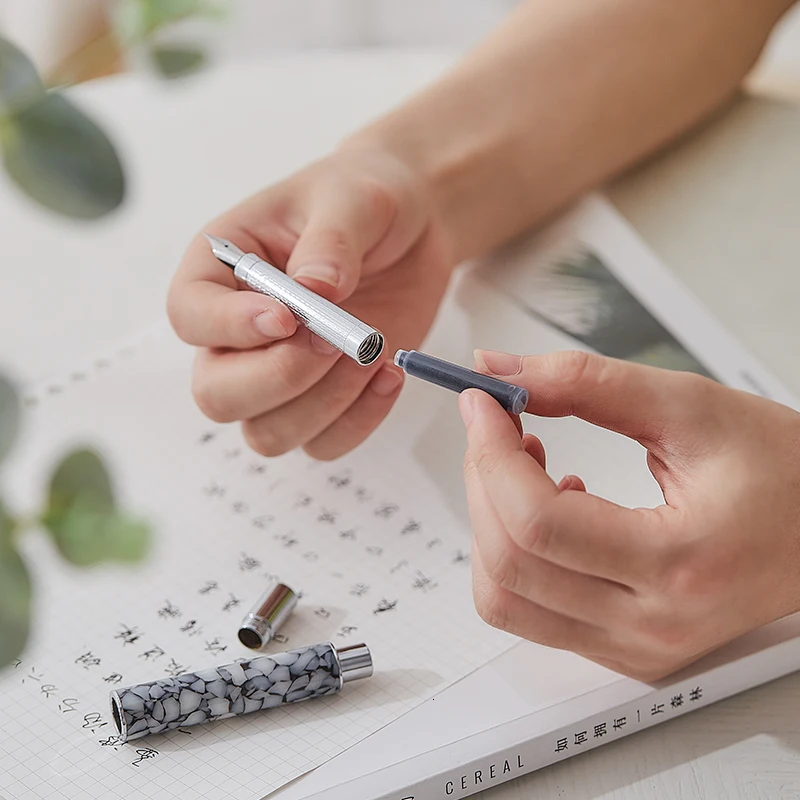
left=235, top=256, right=384, bottom=365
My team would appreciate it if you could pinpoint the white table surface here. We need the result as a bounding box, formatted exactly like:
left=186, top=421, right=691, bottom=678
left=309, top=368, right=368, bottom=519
left=1, top=53, right=799, bottom=799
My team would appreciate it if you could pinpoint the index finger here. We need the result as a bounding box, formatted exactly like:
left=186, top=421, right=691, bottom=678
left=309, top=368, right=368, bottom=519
left=167, top=227, right=298, bottom=349
left=460, top=388, right=663, bottom=587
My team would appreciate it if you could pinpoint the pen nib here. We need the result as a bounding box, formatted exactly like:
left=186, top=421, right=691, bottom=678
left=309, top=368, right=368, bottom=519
left=204, top=234, right=245, bottom=268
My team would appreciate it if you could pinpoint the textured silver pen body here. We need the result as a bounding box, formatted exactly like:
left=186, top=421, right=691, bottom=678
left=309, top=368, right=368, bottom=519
left=233, top=251, right=384, bottom=366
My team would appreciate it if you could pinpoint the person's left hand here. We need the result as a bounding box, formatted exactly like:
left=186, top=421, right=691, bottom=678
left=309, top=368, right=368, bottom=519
left=459, top=348, right=800, bottom=681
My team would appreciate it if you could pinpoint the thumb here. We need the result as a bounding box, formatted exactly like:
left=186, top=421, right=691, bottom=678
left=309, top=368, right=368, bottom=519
left=285, top=185, right=392, bottom=302
left=475, top=349, right=721, bottom=449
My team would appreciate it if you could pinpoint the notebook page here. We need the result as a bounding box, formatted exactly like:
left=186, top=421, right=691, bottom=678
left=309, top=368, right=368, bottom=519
left=0, top=319, right=515, bottom=800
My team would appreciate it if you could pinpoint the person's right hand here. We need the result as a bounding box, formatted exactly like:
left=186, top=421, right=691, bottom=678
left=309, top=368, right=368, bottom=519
left=167, top=146, right=455, bottom=460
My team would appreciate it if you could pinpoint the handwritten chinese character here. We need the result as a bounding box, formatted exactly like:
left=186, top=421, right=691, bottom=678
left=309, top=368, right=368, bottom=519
left=139, top=646, right=165, bottom=661
left=354, top=487, right=371, bottom=503
left=426, top=538, right=442, bottom=549
left=314, top=608, right=331, bottom=619
left=82, top=712, right=108, bottom=733
left=224, top=448, right=241, bottom=459
left=198, top=432, right=215, bottom=444
left=412, top=571, right=437, bottom=592
left=574, top=731, right=587, bottom=746
left=22, top=667, right=42, bottom=684
left=165, top=659, right=185, bottom=677
left=40, top=684, right=57, bottom=698
left=132, top=747, right=159, bottom=767
left=248, top=463, right=267, bottom=475
left=328, top=471, right=351, bottom=489
left=554, top=738, right=568, bottom=753
left=205, top=638, right=227, bottom=657
left=222, top=594, right=241, bottom=612
left=239, top=553, right=261, bottom=571
left=103, top=674, right=123, bottom=685
left=231, top=501, right=248, bottom=514
left=317, top=509, right=337, bottom=524
left=350, top=583, right=369, bottom=597
left=390, top=560, right=408, bottom=574
left=275, top=533, right=298, bottom=548
left=59, top=698, right=79, bottom=713
left=594, top=723, right=607, bottom=738
left=203, top=481, right=226, bottom=498
left=252, top=515, right=274, bottom=530
left=198, top=581, right=218, bottom=595
left=373, top=599, right=398, bottom=614
left=99, top=735, right=123, bottom=750
left=339, top=529, right=357, bottom=540
left=157, top=600, right=181, bottom=619
left=115, top=624, right=141, bottom=645
left=294, top=493, right=313, bottom=509
left=612, top=717, right=626, bottom=731
left=670, top=694, right=684, bottom=708
left=337, top=626, right=358, bottom=638
left=651, top=703, right=665, bottom=715
left=375, top=503, right=399, bottom=519
left=689, top=687, right=703, bottom=702
left=366, top=545, right=383, bottom=556
left=452, top=550, right=470, bottom=564
left=75, top=651, right=101, bottom=669
left=400, top=519, right=421, bottom=535
left=303, top=551, right=319, bottom=562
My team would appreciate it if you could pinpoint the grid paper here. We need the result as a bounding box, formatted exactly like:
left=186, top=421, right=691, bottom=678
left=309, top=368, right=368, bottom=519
left=0, top=326, right=514, bottom=800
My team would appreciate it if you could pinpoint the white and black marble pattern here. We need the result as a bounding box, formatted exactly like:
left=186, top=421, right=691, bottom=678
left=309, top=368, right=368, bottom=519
left=110, top=642, right=342, bottom=743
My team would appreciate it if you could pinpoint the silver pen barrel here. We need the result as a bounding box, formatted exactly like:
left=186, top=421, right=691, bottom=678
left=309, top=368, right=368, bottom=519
left=205, top=236, right=384, bottom=366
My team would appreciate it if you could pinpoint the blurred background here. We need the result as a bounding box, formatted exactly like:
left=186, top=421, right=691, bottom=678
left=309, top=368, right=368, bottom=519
left=1, top=0, right=799, bottom=86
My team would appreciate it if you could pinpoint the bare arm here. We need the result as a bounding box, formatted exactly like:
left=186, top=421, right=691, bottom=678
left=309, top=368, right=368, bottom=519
left=347, top=0, right=796, bottom=263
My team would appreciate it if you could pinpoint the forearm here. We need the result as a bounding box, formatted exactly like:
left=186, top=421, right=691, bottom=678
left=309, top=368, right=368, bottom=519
left=345, top=0, right=794, bottom=264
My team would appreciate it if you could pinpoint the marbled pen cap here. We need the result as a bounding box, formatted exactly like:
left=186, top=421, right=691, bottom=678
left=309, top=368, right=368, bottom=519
left=238, top=582, right=297, bottom=649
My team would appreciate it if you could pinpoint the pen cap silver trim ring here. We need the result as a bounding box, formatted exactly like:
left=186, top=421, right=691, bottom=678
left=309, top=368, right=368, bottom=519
left=238, top=583, right=297, bottom=649
left=336, top=643, right=373, bottom=684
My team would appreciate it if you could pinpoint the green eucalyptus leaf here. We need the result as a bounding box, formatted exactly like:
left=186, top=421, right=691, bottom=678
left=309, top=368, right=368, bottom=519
left=2, top=92, right=125, bottom=219
left=43, top=449, right=149, bottom=566
left=0, top=36, right=45, bottom=117
left=0, top=503, right=31, bottom=669
left=150, top=44, right=205, bottom=78
left=0, top=374, right=19, bottom=463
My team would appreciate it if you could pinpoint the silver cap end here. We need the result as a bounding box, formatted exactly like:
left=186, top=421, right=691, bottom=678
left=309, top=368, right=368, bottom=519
left=238, top=583, right=298, bottom=650
left=204, top=234, right=246, bottom=268
left=337, top=643, right=373, bottom=684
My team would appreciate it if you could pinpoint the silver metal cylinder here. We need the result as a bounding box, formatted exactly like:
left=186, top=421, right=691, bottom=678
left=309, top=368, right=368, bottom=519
left=237, top=582, right=297, bottom=650
left=234, top=254, right=384, bottom=366
left=336, top=643, right=373, bottom=684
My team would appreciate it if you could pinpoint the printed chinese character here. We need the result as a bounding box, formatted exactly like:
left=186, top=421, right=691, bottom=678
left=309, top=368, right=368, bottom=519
left=350, top=583, right=369, bottom=597
left=75, top=651, right=101, bottom=669
left=670, top=694, right=684, bottom=708
left=139, top=646, right=165, bottom=661
left=132, top=747, right=159, bottom=767
left=373, top=599, right=398, bottom=614
left=593, top=723, right=607, bottom=738
left=103, top=674, right=123, bottom=685
left=651, top=703, right=665, bottom=715
left=339, top=529, right=357, bottom=540
left=231, top=501, right=248, bottom=514
left=198, top=581, right=218, bottom=595
left=252, top=515, right=274, bottom=530
left=317, top=509, right=338, bottom=524
left=314, top=608, right=331, bottom=619
left=689, top=687, right=703, bottom=702
left=612, top=717, right=626, bottom=731
left=203, top=481, right=226, bottom=498
left=40, top=684, right=57, bottom=698
left=400, top=519, right=421, bottom=535
left=115, top=624, right=141, bottom=645
left=574, top=731, right=587, bottom=746
left=452, top=550, right=470, bottom=564
left=157, top=600, right=181, bottom=620
left=165, top=659, right=185, bottom=677
left=375, top=503, right=399, bottom=519
left=205, top=638, right=227, bottom=657
left=239, top=552, right=261, bottom=571
left=554, top=738, right=568, bottom=753
left=337, top=626, right=358, bottom=638
left=222, top=594, right=241, bottom=612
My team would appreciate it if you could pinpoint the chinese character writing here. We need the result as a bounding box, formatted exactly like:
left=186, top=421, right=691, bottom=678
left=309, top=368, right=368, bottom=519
left=248, top=462, right=267, bottom=475
left=651, top=703, right=665, bottom=715
left=99, top=735, right=123, bottom=750
left=350, top=583, right=369, bottom=597
left=375, top=503, right=399, bottom=519
left=400, top=519, right=421, bottom=535
left=317, top=509, right=337, bottom=524
left=689, top=687, right=703, bottom=702
left=165, top=659, right=185, bottom=677
left=203, top=481, right=226, bottom=498
left=179, top=620, right=201, bottom=636
left=275, top=533, right=298, bottom=548
left=82, top=713, right=108, bottom=733
left=157, top=600, right=181, bottom=620
left=131, top=747, right=159, bottom=767
left=314, top=608, right=331, bottom=619
left=198, top=581, right=218, bottom=595
left=139, top=646, right=165, bottom=661
left=339, top=529, right=357, bottom=540
left=103, top=674, right=123, bottom=685
left=115, top=625, right=141, bottom=645
left=554, top=738, right=568, bottom=753
left=613, top=717, right=626, bottom=731
left=574, top=731, right=587, bottom=746
left=354, top=487, right=371, bottom=503
left=239, top=553, right=261, bottom=571
left=328, top=471, right=352, bottom=489
left=75, top=651, right=101, bottom=669
left=366, top=545, right=383, bottom=556
left=252, top=515, right=274, bottom=530
left=40, top=684, right=57, bottom=698
left=222, top=594, right=241, bottom=612
left=205, top=638, right=227, bottom=657
left=390, top=560, right=408, bottom=574
left=594, top=723, right=607, bottom=738
left=412, top=571, right=437, bottom=592
left=452, top=550, right=470, bottom=564
left=198, top=432, right=215, bottom=444
left=426, top=538, right=442, bottom=549
left=231, top=501, right=248, bottom=514
left=373, top=598, right=398, bottom=614
left=670, top=694, right=684, bottom=708
left=59, top=698, right=79, bottom=713
left=22, top=667, right=42, bottom=684
left=337, top=626, right=358, bottom=638
left=294, top=493, right=313, bottom=508
left=303, top=551, right=319, bottom=562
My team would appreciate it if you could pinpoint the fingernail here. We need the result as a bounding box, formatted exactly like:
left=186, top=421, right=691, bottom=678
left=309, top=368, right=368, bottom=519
left=459, top=390, right=476, bottom=426
left=475, top=350, right=522, bottom=376
left=254, top=309, right=290, bottom=339
left=310, top=332, right=340, bottom=356
left=370, top=367, right=403, bottom=397
left=293, top=263, right=340, bottom=289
